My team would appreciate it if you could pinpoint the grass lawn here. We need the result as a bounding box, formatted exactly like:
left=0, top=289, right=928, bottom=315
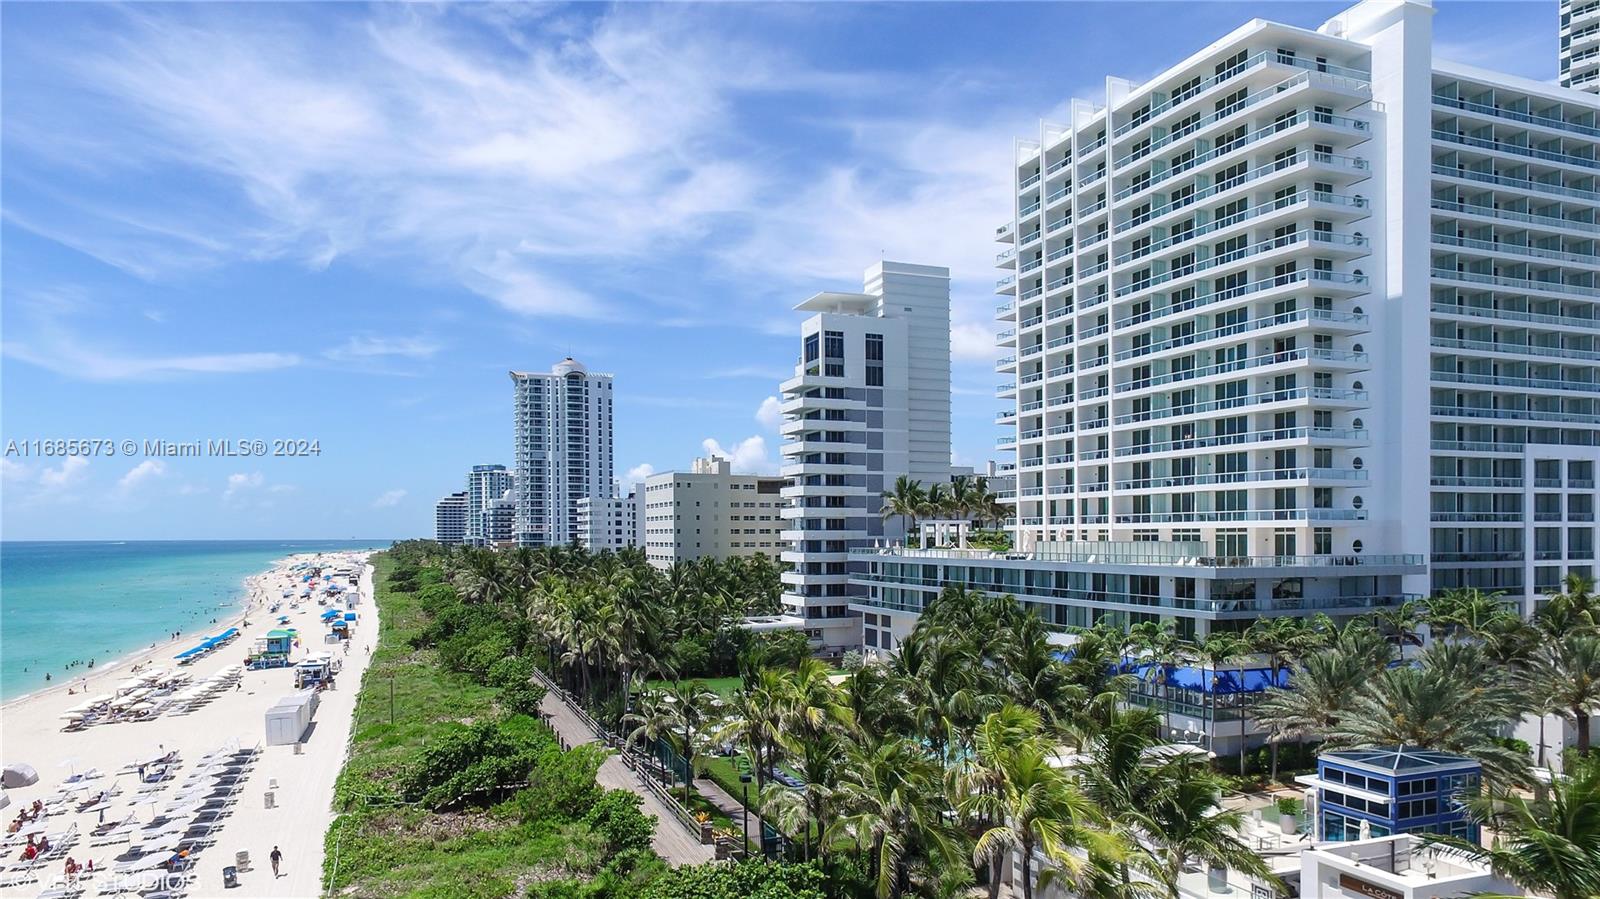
left=643, top=675, right=744, bottom=697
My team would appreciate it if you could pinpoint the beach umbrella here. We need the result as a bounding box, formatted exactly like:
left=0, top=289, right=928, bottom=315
left=58, top=757, right=80, bottom=776
left=1, top=764, right=38, bottom=788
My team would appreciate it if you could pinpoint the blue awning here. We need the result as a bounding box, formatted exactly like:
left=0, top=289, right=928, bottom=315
left=343, top=613, right=356, bottom=621
left=1122, top=662, right=1290, bottom=694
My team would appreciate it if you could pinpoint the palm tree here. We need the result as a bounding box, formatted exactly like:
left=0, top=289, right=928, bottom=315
left=1424, top=587, right=1513, bottom=642
left=965, top=732, right=1116, bottom=899
left=881, top=475, right=926, bottom=546
left=1373, top=599, right=1425, bottom=663
left=1138, top=757, right=1280, bottom=899
left=765, top=659, right=854, bottom=859
left=623, top=685, right=678, bottom=782
left=1129, top=621, right=1178, bottom=737
left=1194, top=631, right=1251, bottom=775
left=1531, top=633, right=1600, bottom=757
left=1436, top=756, right=1600, bottom=899
left=1253, top=644, right=1374, bottom=770
left=1325, top=662, right=1529, bottom=786
left=666, top=679, right=719, bottom=805
left=1247, top=617, right=1319, bottom=782
left=720, top=668, right=788, bottom=799
left=1542, top=573, right=1599, bottom=636
left=829, top=734, right=950, bottom=899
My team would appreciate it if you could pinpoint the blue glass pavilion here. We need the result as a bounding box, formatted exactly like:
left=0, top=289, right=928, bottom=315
left=1300, top=746, right=1481, bottom=842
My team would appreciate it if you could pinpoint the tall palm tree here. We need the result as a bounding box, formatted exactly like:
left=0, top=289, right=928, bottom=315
left=1247, top=617, right=1320, bottom=782
left=720, top=668, right=788, bottom=799
left=1253, top=644, right=1374, bottom=772
left=1436, top=756, right=1600, bottom=899
left=1138, top=757, right=1281, bottom=899
left=1373, top=599, right=1425, bottom=663
left=1194, top=631, right=1251, bottom=775
left=1325, top=662, right=1529, bottom=786
left=1542, top=572, right=1599, bottom=636
left=880, top=475, right=927, bottom=546
left=966, top=733, right=1117, bottom=899
left=665, top=679, right=719, bottom=805
left=765, top=659, right=854, bottom=859
left=829, top=734, right=951, bottom=899
left=1532, top=633, right=1600, bottom=757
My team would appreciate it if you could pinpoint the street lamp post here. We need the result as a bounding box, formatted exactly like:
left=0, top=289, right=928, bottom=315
left=739, top=772, right=752, bottom=860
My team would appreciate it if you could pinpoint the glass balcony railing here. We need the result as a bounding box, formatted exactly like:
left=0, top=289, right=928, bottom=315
left=1432, top=198, right=1600, bottom=235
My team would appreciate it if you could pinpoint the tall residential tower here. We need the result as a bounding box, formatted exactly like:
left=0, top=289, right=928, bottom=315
left=465, top=464, right=514, bottom=546
left=856, top=0, right=1598, bottom=755
left=778, top=261, right=953, bottom=655
left=1561, top=0, right=1600, bottom=92
left=510, top=358, right=615, bottom=547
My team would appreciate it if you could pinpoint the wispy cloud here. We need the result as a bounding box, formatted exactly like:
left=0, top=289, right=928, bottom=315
left=116, top=459, right=166, bottom=493
left=372, top=488, right=406, bottom=508
left=324, top=335, right=441, bottom=363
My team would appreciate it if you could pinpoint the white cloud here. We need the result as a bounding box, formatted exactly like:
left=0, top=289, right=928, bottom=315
left=372, top=488, right=406, bottom=508
left=222, top=471, right=263, bottom=501
left=951, top=322, right=997, bottom=362
left=2, top=327, right=300, bottom=381
left=755, top=395, right=784, bottom=431
left=116, top=459, right=166, bottom=492
left=701, top=435, right=777, bottom=475
left=324, top=335, right=441, bottom=362
left=39, top=457, right=89, bottom=489
left=0, top=458, right=29, bottom=484
left=625, top=463, right=656, bottom=483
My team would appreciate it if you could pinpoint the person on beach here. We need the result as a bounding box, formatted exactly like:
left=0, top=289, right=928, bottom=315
left=270, top=846, right=282, bottom=878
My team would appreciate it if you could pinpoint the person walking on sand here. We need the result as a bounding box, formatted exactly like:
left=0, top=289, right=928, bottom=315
left=270, top=846, right=282, bottom=878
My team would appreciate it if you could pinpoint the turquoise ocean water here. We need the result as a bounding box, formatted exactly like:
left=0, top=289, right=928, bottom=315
left=0, top=540, right=388, bottom=701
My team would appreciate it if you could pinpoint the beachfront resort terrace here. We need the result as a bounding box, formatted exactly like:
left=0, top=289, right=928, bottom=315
left=849, top=540, right=1426, bottom=635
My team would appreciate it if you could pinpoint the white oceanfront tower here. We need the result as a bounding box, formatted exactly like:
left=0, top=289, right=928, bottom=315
left=1562, top=0, right=1600, bottom=92
left=510, top=358, right=615, bottom=547
left=854, top=0, right=1598, bottom=753
left=778, top=261, right=954, bottom=655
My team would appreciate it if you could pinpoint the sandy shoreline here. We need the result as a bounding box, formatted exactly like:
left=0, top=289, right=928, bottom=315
left=0, top=550, right=381, bottom=898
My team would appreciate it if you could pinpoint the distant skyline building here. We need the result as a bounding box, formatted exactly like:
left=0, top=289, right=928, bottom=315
left=465, top=464, right=514, bottom=546
left=484, top=494, right=517, bottom=546
left=434, top=491, right=467, bottom=545
left=510, top=358, right=615, bottom=547
left=576, top=492, right=640, bottom=552
left=1561, top=0, right=1600, bottom=91
left=777, top=261, right=953, bottom=655
left=642, top=455, right=786, bottom=569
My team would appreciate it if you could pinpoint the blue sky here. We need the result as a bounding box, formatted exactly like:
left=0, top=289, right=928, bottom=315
left=0, top=1, right=1559, bottom=540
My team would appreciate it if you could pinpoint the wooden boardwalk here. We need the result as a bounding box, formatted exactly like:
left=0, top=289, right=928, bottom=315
left=537, top=689, right=714, bottom=866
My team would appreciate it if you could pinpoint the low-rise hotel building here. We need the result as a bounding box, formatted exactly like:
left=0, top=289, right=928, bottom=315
left=643, top=456, right=785, bottom=569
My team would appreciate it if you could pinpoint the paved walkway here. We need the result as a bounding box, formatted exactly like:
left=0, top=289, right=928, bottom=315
left=537, top=690, right=713, bottom=865
left=695, top=773, right=768, bottom=856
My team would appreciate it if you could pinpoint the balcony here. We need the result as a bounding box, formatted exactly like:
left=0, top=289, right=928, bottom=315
left=1431, top=199, right=1600, bottom=236
left=1433, top=129, right=1600, bottom=171
left=1431, top=268, right=1600, bottom=300
left=1430, top=336, right=1600, bottom=363
left=1113, top=425, right=1368, bottom=459
left=1431, top=163, right=1600, bottom=204
left=1113, top=270, right=1370, bottom=330
left=1111, top=50, right=1369, bottom=140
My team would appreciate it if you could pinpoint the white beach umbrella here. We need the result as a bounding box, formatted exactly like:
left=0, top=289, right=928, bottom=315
left=58, top=757, right=81, bottom=775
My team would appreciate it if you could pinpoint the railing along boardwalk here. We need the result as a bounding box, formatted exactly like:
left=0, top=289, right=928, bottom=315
left=530, top=668, right=713, bottom=865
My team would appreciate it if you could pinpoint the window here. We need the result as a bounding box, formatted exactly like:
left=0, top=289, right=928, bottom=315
left=866, top=366, right=883, bottom=387
left=804, top=334, right=819, bottom=363
left=825, top=330, right=845, bottom=359
left=865, top=333, right=884, bottom=361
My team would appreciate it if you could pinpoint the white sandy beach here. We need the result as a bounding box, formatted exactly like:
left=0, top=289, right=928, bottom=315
left=0, top=551, right=379, bottom=899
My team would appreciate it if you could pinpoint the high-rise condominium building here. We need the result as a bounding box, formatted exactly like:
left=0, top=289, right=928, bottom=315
left=854, top=0, right=1599, bottom=752
left=510, top=358, right=615, bottom=547
left=1561, top=0, right=1600, bottom=92
left=642, top=456, right=786, bottom=569
left=778, top=261, right=953, bottom=654
left=576, top=493, right=640, bottom=552
left=484, top=495, right=517, bottom=546
left=434, top=492, right=468, bottom=545
left=465, top=464, right=514, bottom=546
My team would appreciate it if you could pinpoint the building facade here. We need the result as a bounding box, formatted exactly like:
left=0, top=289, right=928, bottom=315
left=510, top=358, right=615, bottom=547
left=576, top=494, right=640, bottom=552
left=434, top=492, right=468, bottom=545
left=1562, top=0, right=1600, bottom=92
left=778, top=261, right=954, bottom=654
left=643, top=456, right=785, bottom=569
left=854, top=0, right=1599, bottom=752
left=465, top=464, right=514, bottom=546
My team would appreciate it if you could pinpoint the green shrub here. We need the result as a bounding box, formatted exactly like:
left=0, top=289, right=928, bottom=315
left=398, top=716, right=554, bottom=809
left=582, top=790, right=656, bottom=856
left=636, top=861, right=827, bottom=899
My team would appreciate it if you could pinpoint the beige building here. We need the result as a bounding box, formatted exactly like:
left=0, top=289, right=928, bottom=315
left=643, top=456, right=786, bottom=569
